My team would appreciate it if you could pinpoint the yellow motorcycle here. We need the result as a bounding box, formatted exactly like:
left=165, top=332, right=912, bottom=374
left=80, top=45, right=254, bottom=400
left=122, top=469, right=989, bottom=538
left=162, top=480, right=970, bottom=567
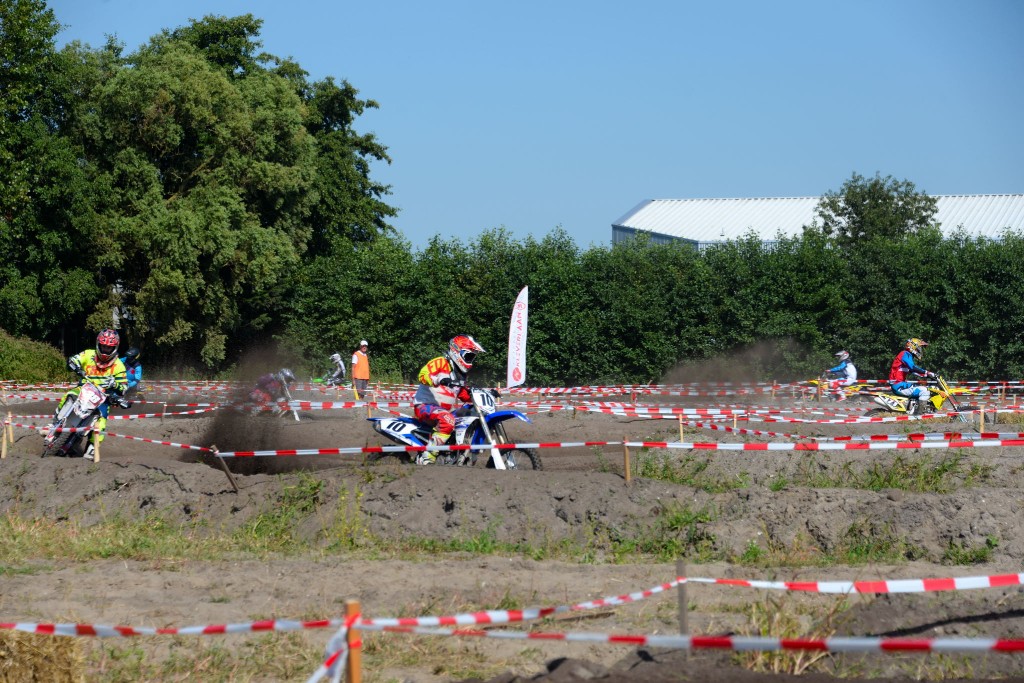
left=862, top=375, right=977, bottom=423
left=804, top=374, right=870, bottom=402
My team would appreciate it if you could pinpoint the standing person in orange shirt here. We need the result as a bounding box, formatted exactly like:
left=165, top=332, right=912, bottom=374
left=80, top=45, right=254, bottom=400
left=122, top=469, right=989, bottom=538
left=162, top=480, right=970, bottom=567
left=351, top=340, right=371, bottom=399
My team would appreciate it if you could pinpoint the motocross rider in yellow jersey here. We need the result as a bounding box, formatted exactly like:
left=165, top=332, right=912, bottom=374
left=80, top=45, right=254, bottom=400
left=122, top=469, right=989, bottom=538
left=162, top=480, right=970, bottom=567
left=52, top=329, right=129, bottom=459
left=412, top=335, right=486, bottom=464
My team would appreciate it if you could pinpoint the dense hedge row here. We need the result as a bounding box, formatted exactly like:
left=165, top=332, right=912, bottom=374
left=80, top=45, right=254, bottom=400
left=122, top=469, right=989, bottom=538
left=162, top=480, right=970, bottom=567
left=283, top=226, right=1024, bottom=385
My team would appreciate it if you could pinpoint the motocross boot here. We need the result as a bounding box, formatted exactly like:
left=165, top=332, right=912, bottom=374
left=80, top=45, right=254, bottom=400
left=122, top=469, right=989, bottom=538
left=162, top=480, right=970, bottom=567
left=419, top=432, right=447, bottom=465
left=917, top=399, right=931, bottom=416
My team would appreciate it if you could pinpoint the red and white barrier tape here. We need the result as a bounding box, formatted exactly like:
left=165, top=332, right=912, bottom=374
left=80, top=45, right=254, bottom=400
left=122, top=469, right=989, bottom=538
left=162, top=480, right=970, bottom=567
left=0, top=618, right=340, bottom=637
left=625, top=438, right=1024, bottom=452
left=8, top=422, right=212, bottom=452
left=8, top=569, right=1024, bottom=642
left=360, top=625, right=1024, bottom=653
left=688, top=572, right=1024, bottom=593
left=684, top=419, right=811, bottom=441
left=8, top=407, right=217, bottom=421
left=309, top=612, right=361, bottom=683
left=210, top=435, right=1024, bottom=458
left=0, top=577, right=683, bottom=638
left=103, top=431, right=213, bottom=452
left=1, top=394, right=62, bottom=402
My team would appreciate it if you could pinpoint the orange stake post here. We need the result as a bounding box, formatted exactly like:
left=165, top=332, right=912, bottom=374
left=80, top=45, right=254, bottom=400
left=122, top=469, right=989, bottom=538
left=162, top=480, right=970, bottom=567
left=1, top=412, right=9, bottom=459
left=623, top=436, right=631, bottom=485
left=346, top=599, right=363, bottom=683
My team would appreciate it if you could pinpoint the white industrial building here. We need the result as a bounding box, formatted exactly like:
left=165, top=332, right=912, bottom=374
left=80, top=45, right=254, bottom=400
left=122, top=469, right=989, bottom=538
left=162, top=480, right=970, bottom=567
left=612, top=194, right=1024, bottom=249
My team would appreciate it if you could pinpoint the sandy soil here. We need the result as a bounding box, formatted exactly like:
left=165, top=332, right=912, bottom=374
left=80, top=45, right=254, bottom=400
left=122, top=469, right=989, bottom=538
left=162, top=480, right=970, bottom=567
left=3, top=383, right=1024, bottom=682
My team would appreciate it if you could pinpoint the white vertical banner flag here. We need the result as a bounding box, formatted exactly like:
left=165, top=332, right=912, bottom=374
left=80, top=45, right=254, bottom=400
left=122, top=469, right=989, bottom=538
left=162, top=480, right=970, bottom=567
left=506, top=286, right=528, bottom=387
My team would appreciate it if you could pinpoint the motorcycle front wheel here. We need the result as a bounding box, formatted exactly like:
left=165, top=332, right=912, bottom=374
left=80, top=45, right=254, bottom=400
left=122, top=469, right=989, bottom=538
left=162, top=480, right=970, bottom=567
left=954, top=404, right=982, bottom=429
left=486, top=423, right=542, bottom=470
left=41, top=418, right=83, bottom=457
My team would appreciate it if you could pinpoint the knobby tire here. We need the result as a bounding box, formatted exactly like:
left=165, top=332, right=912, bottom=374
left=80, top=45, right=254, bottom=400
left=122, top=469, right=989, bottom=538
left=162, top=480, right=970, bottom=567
left=488, top=424, right=542, bottom=471
left=41, top=418, right=82, bottom=458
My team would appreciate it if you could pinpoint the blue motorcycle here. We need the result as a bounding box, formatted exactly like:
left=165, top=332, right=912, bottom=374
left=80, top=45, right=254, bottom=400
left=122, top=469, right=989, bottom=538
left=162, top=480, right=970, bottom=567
left=368, top=387, right=542, bottom=470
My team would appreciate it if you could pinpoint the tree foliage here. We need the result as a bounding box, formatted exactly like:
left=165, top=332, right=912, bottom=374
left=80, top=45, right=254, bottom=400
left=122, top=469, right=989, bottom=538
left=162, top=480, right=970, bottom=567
left=0, top=9, right=396, bottom=364
left=815, top=172, right=938, bottom=244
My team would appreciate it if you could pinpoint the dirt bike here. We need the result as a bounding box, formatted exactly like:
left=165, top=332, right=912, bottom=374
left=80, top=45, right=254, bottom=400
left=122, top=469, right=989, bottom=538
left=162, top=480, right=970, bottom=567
left=312, top=370, right=346, bottom=388
left=804, top=374, right=870, bottom=402
left=41, top=377, right=130, bottom=458
left=227, top=382, right=301, bottom=421
left=368, top=386, right=542, bottom=470
left=862, top=374, right=978, bottom=423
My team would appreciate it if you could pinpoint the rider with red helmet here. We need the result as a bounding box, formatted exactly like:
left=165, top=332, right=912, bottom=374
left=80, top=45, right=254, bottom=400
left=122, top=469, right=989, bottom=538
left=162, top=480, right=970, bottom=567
left=413, top=335, right=486, bottom=464
left=52, top=329, right=129, bottom=459
left=888, top=338, right=935, bottom=415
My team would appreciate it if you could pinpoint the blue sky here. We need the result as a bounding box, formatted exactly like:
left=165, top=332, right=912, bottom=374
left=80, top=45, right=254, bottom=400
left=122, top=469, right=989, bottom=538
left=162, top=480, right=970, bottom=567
left=49, top=0, right=1024, bottom=251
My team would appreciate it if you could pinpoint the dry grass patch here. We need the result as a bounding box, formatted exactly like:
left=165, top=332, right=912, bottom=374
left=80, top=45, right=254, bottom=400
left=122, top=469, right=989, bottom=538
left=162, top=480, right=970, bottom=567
left=0, top=630, right=85, bottom=683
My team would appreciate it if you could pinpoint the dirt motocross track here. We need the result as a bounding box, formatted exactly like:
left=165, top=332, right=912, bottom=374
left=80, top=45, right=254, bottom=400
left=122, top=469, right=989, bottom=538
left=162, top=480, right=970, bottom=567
left=3, top=380, right=1024, bottom=682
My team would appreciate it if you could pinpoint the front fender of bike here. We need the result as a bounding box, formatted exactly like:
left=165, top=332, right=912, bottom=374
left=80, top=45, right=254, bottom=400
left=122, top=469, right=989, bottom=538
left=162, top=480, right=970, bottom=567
left=485, top=410, right=532, bottom=427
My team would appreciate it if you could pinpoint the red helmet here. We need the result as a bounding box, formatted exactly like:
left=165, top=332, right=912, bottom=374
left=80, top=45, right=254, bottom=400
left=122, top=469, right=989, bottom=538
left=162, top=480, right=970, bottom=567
left=447, top=335, right=485, bottom=375
left=96, top=329, right=120, bottom=368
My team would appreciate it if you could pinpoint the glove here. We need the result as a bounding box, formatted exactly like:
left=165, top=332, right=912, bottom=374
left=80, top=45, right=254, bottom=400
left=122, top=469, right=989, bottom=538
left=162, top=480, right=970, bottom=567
left=101, top=376, right=118, bottom=389
left=925, top=371, right=936, bottom=379
left=438, top=378, right=452, bottom=387
left=456, top=385, right=472, bottom=403
left=489, top=388, right=502, bottom=399
left=67, top=358, right=83, bottom=376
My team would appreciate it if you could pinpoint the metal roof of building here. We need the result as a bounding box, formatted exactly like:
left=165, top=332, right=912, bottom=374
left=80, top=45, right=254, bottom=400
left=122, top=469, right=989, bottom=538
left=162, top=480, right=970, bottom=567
left=613, top=194, right=1024, bottom=244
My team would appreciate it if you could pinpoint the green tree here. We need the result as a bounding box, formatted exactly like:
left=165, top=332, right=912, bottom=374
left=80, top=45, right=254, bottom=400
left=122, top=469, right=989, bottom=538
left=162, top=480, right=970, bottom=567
left=76, top=36, right=317, bottom=365
left=0, top=0, right=59, bottom=219
left=815, top=172, right=938, bottom=244
left=0, top=2, right=111, bottom=348
left=166, top=13, right=266, bottom=77
left=286, top=234, right=417, bottom=376
left=304, top=76, right=397, bottom=252
left=42, top=14, right=398, bottom=367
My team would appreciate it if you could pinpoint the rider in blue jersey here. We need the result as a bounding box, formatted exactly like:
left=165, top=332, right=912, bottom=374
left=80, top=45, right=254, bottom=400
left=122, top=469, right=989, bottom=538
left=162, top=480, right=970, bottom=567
left=824, top=350, right=858, bottom=401
left=121, top=347, right=142, bottom=396
left=888, top=338, right=935, bottom=415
